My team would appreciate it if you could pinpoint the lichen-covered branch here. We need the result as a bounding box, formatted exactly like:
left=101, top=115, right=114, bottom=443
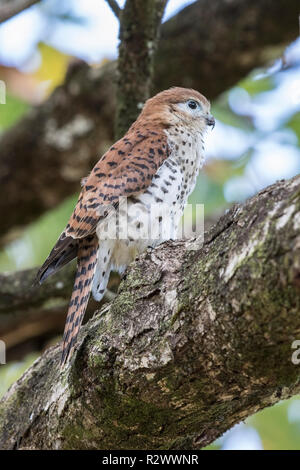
left=0, top=174, right=299, bottom=450
left=115, top=0, right=168, bottom=138
left=0, top=0, right=299, bottom=245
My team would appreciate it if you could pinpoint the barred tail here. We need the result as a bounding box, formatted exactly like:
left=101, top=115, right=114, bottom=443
left=61, top=235, right=98, bottom=365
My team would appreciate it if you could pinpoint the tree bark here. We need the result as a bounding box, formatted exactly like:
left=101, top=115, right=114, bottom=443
left=115, top=0, right=167, bottom=139
left=0, top=174, right=299, bottom=450
left=0, top=0, right=299, bottom=245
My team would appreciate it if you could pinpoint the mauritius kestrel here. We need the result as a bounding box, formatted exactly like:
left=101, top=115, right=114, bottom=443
left=36, top=87, right=215, bottom=364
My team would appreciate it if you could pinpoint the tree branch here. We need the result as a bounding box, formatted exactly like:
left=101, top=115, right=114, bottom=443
left=0, top=174, right=299, bottom=450
left=0, top=264, right=74, bottom=357
left=104, top=0, right=121, bottom=19
left=0, top=262, right=118, bottom=359
left=115, top=0, right=168, bottom=138
left=0, top=0, right=299, bottom=246
left=0, top=0, right=40, bottom=23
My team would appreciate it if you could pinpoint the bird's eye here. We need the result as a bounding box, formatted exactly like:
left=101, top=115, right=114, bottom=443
left=188, top=100, right=198, bottom=110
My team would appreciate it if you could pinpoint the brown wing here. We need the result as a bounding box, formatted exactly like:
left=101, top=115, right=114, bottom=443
left=36, top=125, right=169, bottom=284
left=65, top=124, right=169, bottom=238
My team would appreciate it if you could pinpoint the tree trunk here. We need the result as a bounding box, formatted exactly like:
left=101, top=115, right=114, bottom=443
left=0, top=174, right=299, bottom=450
left=0, top=0, right=299, bottom=245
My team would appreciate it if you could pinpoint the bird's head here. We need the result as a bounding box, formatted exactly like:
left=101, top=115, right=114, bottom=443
left=140, top=87, right=215, bottom=133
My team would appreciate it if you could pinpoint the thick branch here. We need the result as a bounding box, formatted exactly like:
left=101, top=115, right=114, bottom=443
left=115, top=0, right=168, bottom=138
left=0, top=0, right=39, bottom=23
left=104, top=0, right=121, bottom=19
left=0, top=175, right=299, bottom=450
left=0, top=0, right=299, bottom=245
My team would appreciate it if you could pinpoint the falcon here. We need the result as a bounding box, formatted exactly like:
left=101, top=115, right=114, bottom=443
left=36, top=87, right=215, bottom=364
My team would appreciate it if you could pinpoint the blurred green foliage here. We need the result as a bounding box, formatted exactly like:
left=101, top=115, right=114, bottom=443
left=241, top=74, right=274, bottom=96
left=249, top=400, right=300, bottom=450
left=212, top=101, right=252, bottom=130
left=0, top=353, right=39, bottom=398
left=205, top=398, right=300, bottom=450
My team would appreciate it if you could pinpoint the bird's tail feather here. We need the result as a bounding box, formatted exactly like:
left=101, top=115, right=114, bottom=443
left=61, top=235, right=98, bottom=365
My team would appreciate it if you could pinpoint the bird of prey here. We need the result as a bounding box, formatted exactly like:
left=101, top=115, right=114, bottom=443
left=36, top=87, right=215, bottom=365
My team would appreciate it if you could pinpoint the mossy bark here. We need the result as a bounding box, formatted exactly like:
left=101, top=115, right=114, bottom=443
left=0, top=0, right=299, bottom=245
left=0, top=175, right=299, bottom=450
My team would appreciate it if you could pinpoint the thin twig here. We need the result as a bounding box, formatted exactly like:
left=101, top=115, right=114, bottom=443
left=0, top=0, right=40, bottom=24
left=104, top=0, right=121, bottom=19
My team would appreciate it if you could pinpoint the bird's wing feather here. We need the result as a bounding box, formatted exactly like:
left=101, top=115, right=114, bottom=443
left=65, top=125, right=169, bottom=239
left=36, top=126, right=169, bottom=285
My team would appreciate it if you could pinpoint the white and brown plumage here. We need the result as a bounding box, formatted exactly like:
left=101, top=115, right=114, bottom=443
left=36, top=87, right=215, bottom=365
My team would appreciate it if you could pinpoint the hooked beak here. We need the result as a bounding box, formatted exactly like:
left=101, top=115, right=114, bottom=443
left=206, top=115, right=215, bottom=129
